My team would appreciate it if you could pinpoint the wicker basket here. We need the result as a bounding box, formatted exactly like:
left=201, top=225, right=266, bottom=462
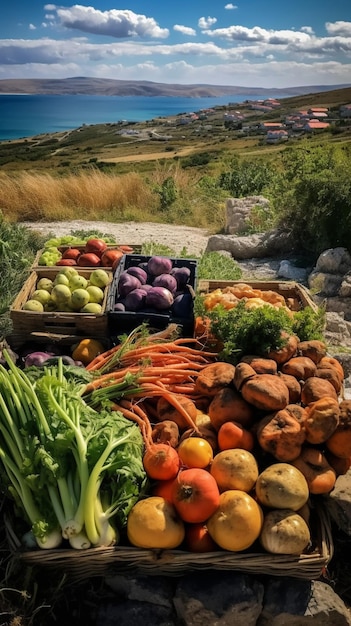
left=7, top=502, right=333, bottom=583
left=9, top=268, right=112, bottom=343
left=197, top=280, right=318, bottom=313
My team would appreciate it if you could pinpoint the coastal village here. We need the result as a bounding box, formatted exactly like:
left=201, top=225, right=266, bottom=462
left=174, top=98, right=351, bottom=143
left=118, top=98, right=351, bottom=146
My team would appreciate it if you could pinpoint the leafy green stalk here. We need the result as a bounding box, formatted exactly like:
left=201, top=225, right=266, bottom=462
left=83, top=417, right=146, bottom=546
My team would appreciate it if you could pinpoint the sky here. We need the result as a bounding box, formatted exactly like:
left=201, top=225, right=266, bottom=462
left=0, top=1, right=350, bottom=89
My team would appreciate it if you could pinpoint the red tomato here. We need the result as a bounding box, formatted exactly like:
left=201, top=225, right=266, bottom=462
left=62, top=248, right=81, bottom=261
left=117, top=245, right=134, bottom=253
left=77, top=252, right=101, bottom=267
left=171, top=468, right=220, bottom=523
left=85, top=238, right=107, bottom=257
left=55, top=258, right=77, bottom=266
left=185, top=523, right=218, bottom=553
left=151, top=478, right=176, bottom=502
left=101, top=249, right=124, bottom=268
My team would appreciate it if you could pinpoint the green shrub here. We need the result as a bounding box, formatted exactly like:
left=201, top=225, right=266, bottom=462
left=271, top=143, right=351, bottom=255
left=217, top=155, right=275, bottom=197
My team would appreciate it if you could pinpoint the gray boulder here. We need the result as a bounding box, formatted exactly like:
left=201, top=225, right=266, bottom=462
left=225, top=196, right=270, bottom=235
left=258, top=578, right=351, bottom=625
left=174, top=572, right=264, bottom=626
left=206, top=229, right=294, bottom=259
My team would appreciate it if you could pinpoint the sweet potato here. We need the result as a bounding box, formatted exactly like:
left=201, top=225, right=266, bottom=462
left=304, top=396, right=340, bottom=444
left=256, top=408, right=306, bottom=461
left=318, top=356, right=344, bottom=381
left=208, top=387, right=255, bottom=430
left=194, top=362, right=235, bottom=397
left=292, top=447, right=336, bottom=494
left=267, top=332, right=298, bottom=365
left=278, top=373, right=302, bottom=404
left=325, top=450, right=351, bottom=476
left=315, top=366, right=343, bottom=395
left=151, top=420, right=180, bottom=447
left=296, top=340, right=327, bottom=364
left=325, top=399, right=351, bottom=459
left=233, top=362, right=257, bottom=392
left=241, top=374, right=290, bottom=412
left=285, top=403, right=308, bottom=425
left=301, top=377, right=338, bottom=405
left=239, top=355, right=278, bottom=375
left=281, top=356, right=317, bottom=381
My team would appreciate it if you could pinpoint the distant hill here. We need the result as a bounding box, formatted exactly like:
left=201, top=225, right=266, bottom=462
left=0, top=77, right=350, bottom=98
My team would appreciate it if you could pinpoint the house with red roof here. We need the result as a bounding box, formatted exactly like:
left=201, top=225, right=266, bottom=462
left=304, top=119, right=330, bottom=131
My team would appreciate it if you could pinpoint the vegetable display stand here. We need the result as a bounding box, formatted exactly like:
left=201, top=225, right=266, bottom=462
left=6, top=501, right=332, bottom=583
left=9, top=268, right=112, bottom=343
left=107, top=254, right=198, bottom=339
left=197, top=280, right=318, bottom=313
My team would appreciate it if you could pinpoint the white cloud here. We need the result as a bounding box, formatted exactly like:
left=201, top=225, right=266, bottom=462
left=202, top=24, right=314, bottom=45
left=198, top=17, right=217, bottom=29
left=325, top=21, right=351, bottom=36
left=29, top=24, right=36, bottom=31
left=54, top=5, right=169, bottom=39
left=173, top=25, right=196, bottom=36
left=224, top=4, right=238, bottom=9
left=1, top=17, right=350, bottom=88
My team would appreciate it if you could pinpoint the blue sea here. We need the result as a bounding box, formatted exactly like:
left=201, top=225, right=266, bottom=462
left=0, top=93, right=291, bottom=141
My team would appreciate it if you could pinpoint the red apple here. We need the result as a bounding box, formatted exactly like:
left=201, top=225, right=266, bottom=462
left=84, top=238, right=107, bottom=258
left=77, top=252, right=101, bottom=267
left=55, top=258, right=77, bottom=266
left=62, top=248, right=81, bottom=261
left=101, top=249, right=124, bottom=267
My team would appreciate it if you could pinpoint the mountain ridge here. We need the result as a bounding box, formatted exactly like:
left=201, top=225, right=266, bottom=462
left=0, top=77, right=350, bottom=98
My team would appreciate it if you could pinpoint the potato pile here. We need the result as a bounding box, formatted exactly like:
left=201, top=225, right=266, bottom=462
left=196, top=339, right=350, bottom=495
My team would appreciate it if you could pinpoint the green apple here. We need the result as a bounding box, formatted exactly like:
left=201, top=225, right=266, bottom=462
left=36, top=277, right=54, bottom=292
left=32, top=289, right=52, bottom=306
left=23, top=299, right=44, bottom=312
left=57, top=267, right=79, bottom=280
left=44, top=299, right=56, bottom=312
left=87, top=285, right=104, bottom=304
left=81, top=302, right=102, bottom=314
left=70, top=288, right=90, bottom=310
left=51, top=284, right=72, bottom=304
left=56, top=302, right=74, bottom=312
left=89, top=269, right=110, bottom=288
left=54, top=273, right=70, bottom=287
left=69, top=274, right=88, bottom=291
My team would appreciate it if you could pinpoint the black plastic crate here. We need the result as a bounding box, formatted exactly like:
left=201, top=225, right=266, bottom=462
left=107, top=254, right=198, bottom=338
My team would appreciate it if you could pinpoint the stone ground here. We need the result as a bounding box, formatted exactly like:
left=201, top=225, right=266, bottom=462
left=20, top=220, right=211, bottom=257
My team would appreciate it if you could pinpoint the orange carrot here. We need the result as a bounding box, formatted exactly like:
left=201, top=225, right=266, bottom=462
left=143, top=443, right=180, bottom=481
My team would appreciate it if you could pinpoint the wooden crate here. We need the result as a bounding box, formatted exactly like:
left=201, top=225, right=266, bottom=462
left=197, top=280, right=318, bottom=312
left=9, top=268, right=112, bottom=343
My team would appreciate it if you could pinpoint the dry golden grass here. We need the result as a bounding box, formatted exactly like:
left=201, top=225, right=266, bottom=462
left=0, top=169, right=158, bottom=222
left=0, top=164, right=226, bottom=229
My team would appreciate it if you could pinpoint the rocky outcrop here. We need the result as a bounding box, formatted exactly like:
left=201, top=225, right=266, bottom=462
left=225, top=196, right=270, bottom=235
left=98, top=572, right=351, bottom=625
left=206, top=228, right=295, bottom=259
